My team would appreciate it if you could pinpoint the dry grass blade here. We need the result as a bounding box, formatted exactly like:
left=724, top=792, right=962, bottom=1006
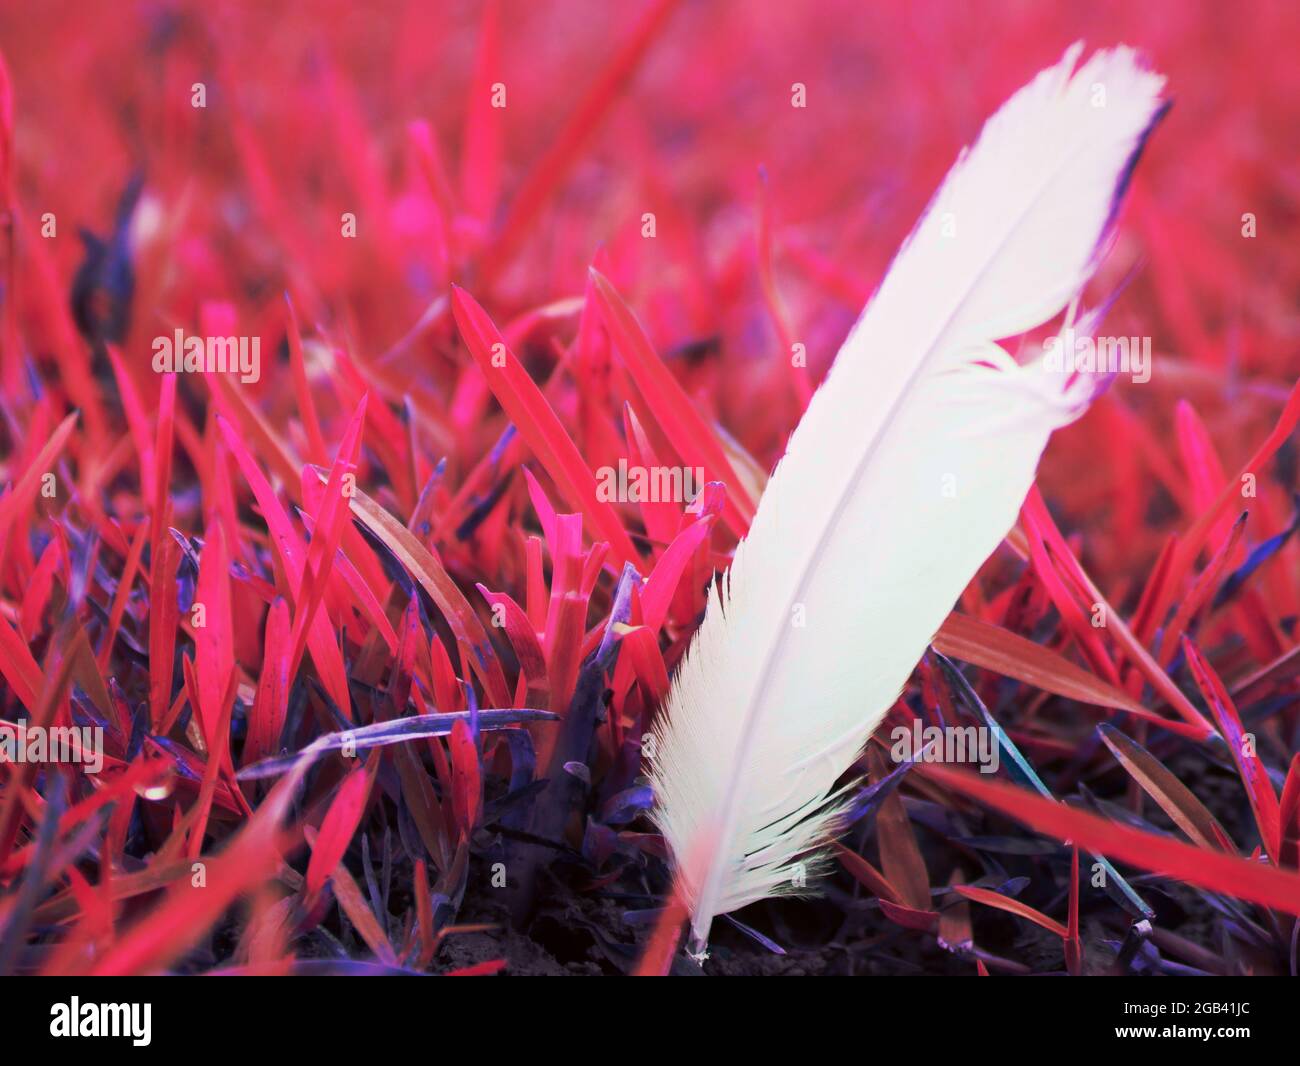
left=1098, top=723, right=1234, bottom=851
left=325, top=472, right=512, bottom=707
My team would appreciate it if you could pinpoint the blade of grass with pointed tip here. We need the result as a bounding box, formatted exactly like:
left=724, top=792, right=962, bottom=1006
left=951, top=884, right=1068, bottom=939
left=451, top=285, right=638, bottom=567
left=1184, top=637, right=1282, bottom=861
left=306, top=759, right=377, bottom=899
left=238, top=708, right=557, bottom=780
left=321, top=472, right=511, bottom=706
left=1098, top=722, right=1234, bottom=852
left=588, top=269, right=755, bottom=536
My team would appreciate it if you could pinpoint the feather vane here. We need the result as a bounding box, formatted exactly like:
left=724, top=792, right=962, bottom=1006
left=647, top=44, right=1168, bottom=956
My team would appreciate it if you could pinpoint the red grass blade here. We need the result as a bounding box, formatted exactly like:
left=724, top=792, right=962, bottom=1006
left=194, top=523, right=234, bottom=747
left=1022, top=488, right=1216, bottom=738
left=217, top=416, right=352, bottom=715
left=147, top=522, right=181, bottom=729
left=0, top=410, right=77, bottom=574
left=448, top=719, right=481, bottom=841
left=1158, top=512, right=1247, bottom=666
left=285, top=296, right=328, bottom=464
left=1065, top=846, right=1082, bottom=975
left=247, top=597, right=291, bottom=765
left=870, top=748, right=930, bottom=913
left=458, top=0, right=503, bottom=225
left=588, top=269, right=756, bottom=535
left=924, top=763, right=1300, bottom=918
left=1279, top=754, right=1300, bottom=870
left=1159, top=380, right=1300, bottom=617
left=632, top=880, right=690, bottom=976
left=305, top=760, right=377, bottom=900
left=834, top=843, right=903, bottom=904
left=451, top=285, right=638, bottom=567
left=480, top=0, right=681, bottom=282
left=952, top=884, right=1068, bottom=939
left=1183, top=637, right=1282, bottom=861
left=0, top=606, right=43, bottom=709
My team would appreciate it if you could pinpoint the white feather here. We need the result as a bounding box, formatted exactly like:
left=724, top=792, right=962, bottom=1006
left=647, top=44, right=1167, bottom=957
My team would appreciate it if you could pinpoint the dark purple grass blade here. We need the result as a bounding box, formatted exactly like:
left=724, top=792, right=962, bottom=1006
left=237, top=709, right=558, bottom=780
